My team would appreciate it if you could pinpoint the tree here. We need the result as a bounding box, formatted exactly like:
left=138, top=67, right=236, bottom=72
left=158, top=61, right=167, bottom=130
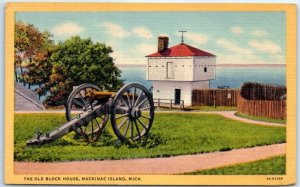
left=14, top=21, right=54, bottom=90
left=44, top=36, right=122, bottom=106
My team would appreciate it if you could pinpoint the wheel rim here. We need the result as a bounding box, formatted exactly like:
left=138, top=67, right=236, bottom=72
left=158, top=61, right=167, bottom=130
left=66, top=83, right=109, bottom=142
left=111, top=83, right=154, bottom=141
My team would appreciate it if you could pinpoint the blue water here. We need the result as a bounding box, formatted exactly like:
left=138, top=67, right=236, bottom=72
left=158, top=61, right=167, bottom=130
left=120, top=66, right=286, bottom=89
left=19, top=66, right=286, bottom=101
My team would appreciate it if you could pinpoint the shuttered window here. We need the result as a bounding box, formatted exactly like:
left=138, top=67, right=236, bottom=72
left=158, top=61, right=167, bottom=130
left=166, top=62, right=174, bottom=79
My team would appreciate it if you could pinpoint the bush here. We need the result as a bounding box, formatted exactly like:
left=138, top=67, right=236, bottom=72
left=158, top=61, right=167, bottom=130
left=240, top=82, right=286, bottom=101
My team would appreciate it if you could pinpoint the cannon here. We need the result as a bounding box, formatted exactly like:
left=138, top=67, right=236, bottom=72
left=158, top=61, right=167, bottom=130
left=26, top=83, right=155, bottom=145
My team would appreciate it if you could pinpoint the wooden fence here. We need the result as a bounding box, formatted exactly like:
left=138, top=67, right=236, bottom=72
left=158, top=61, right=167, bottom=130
left=192, top=89, right=239, bottom=107
left=237, top=94, right=286, bottom=119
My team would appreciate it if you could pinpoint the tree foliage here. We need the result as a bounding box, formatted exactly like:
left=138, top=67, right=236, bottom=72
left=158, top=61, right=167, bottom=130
left=15, top=22, right=123, bottom=106
left=44, top=36, right=122, bottom=106
left=14, top=21, right=54, bottom=96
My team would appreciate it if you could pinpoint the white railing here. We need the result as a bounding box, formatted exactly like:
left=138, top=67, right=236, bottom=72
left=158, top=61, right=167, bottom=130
left=153, top=98, right=185, bottom=110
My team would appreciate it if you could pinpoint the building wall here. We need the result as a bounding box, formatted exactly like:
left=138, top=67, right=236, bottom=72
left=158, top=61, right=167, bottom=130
left=193, top=56, right=216, bottom=81
left=191, top=81, right=210, bottom=90
left=152, top=80, right=209, bottom=106
left=147, top=56, right=216, bottom=82
left=147, top=57, right=194, bottom=81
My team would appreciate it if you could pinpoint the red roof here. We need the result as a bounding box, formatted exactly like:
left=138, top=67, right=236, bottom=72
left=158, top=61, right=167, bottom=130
left=146, top=43, right=215, bottom=57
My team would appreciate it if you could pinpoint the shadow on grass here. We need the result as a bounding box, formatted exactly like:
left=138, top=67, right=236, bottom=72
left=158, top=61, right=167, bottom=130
left=89, top=131, right=165, bottom=149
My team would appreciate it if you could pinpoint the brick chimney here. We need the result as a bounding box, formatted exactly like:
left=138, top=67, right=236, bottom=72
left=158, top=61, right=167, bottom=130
left=158, top=36, right=169, bottom=52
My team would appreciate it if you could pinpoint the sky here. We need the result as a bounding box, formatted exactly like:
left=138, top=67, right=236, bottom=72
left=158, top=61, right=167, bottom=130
left=16, top=11, right=286, bottom=65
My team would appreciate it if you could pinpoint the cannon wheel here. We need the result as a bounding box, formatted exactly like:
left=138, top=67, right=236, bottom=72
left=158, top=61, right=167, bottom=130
left=111, top=83, right=155, bottom=141
left=66, top=83, right=109, bottom=142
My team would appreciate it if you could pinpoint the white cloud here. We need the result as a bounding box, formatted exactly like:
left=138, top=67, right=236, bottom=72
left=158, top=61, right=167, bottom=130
left=99, top=23, right=155, bottom=64
left=133, top=43, right=156, bottom=55
left=52, top=22, right=85, bottom=36
left=231, top=26, right=244, bottom=34
left=101, top=23, right=154, bottom=40
left=176, top=32, right=208, bottom=44
left=216, top=38, right=253, bottom=58
left=158, top=33, right=169, bottom=37
left=132, top=27, right=153, bottom=39
left=216, top=38, right=284, bottom=64
left=251, top=29, right=268, bottom=37
left=186, top=32, right=208, bottom=44
left=248, top=39, right=281, bottom=54
left=102, top=22, right=130, bottom=38
left=109, top=40, right=155, bottom=65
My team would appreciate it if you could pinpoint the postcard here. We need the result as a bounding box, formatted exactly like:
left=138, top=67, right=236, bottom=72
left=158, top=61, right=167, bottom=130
left=5, top=2, right=296, bottom=185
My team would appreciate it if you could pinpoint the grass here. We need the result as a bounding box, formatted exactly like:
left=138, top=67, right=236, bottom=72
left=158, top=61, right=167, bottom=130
left=235, top=112, right=286, bottom=124
left=14, top=113, right=285, bottom=162
left=184, top=155, right=286, bottom=175
left=186, top=106, right=237, bottom=111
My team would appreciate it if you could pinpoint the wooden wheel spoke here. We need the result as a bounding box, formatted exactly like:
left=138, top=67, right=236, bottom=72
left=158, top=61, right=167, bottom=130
left=115, top=114, right=129, bottom=120
left=118, top=117, right=129, bottom=130
left=94, top=118, right=101, bottom=128
left=78, top=94, right=88, bottom=108
left=133, top=119, right=141, bottom=138
left=141, top=115, right=151, bottom=120
left=79, top=126, right=86, bottom=136
left=130, top=121, right=134, bottom=139
left=98, top=115, right=105, bottom=121
left=120, top=98, right=129, bottom=108
left=123, top=120, right=130, bottom=137
left=126, top=91, right=132, bottom=108
left=136, top=97, right=148, bottom=108
left=132, top=87, right=136, bottom=107
left=115, top=106, right=128, bottom=114
left=91, top=120, right=94, bottom=137
left=134, top=90, right=143, bottom=107
left=137, top=118, right=148, bottom=130
left=73, top=99, right=85, bottom=108
left=140, top=106, right=151, bottom=111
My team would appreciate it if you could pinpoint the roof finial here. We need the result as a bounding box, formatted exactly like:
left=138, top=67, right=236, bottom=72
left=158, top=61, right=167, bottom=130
left=179, top=30, right=187, bottom=43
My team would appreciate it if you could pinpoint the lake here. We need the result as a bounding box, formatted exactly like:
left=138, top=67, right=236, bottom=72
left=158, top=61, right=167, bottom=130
left=20, top=66, right=286, bottom=101
left=119, top=66, right=286, bottom=90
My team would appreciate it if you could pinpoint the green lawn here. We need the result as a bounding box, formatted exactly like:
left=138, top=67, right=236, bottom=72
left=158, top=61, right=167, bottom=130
left=184, top=155, right=286, bottom=175
left=235, top=112, right=286, bottom=124
left=14, top=113, right=285, bottom=162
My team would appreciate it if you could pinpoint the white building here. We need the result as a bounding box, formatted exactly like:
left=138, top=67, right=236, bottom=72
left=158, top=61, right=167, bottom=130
left=146, top=36, right=216, bottom=106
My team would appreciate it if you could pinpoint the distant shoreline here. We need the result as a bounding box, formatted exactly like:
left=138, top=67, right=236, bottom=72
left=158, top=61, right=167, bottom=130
left=216, top=64, right=286, bottom=67
left=115, top=63, right=286, bottom=68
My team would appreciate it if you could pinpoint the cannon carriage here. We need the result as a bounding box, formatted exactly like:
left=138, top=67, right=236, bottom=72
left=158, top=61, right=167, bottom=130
left=27, top=83, right=155, bottom=145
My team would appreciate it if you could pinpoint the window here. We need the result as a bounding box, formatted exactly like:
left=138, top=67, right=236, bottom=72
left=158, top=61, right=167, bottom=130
left=204, top=67, right=207, bottom=72
left=166, top=62, right=174, bottom=79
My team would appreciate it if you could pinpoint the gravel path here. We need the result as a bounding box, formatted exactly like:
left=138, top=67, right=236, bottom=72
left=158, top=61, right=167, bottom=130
left=14, top=143, right=285, bottom=174
left=190, top=111, right=285, bottom=127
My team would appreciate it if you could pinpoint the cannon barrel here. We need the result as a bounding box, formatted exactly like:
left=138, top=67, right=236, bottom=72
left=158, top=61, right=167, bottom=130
left=87, top=91, right=138, bottom=100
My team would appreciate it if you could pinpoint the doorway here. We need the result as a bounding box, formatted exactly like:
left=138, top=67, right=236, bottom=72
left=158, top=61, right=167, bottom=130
left=175, top=89, right=181, bottom=105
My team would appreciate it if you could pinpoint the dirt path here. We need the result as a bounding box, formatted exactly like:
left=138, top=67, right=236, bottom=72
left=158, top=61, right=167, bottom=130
left=14, top=143, right=285, bottom=175
left=191, top=111, right=285, bottom=127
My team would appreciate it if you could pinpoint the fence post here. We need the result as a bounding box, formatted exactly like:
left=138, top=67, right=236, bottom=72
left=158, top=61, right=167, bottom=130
left=213, top=92, right=216, bottom=108
left=170, top=99, right=172, bottom=110
left=158, top=98, right=160, bottom=109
